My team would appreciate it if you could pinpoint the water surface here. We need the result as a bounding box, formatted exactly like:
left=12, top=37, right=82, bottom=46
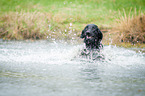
left=0, top=40, right=145, bottom=96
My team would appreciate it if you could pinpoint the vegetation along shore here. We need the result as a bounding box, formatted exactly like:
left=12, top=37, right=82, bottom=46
left=0, top=0, right=145, bottom=47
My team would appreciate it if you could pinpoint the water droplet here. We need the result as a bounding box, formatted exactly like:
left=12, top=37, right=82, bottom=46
left=72, top=37, right=75, bottom=39
left=70, top=23, right=72, bottom=26
left=52, top=38, right=55, bottom=41
left=65, top=29, right=67, bottom=32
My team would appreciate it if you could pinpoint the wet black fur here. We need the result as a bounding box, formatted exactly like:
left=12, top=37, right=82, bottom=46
left=80, top=24, right=103, bottom=49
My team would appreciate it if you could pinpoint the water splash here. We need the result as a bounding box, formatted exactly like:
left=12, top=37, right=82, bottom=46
left=0, top=40, right=145, bottom=96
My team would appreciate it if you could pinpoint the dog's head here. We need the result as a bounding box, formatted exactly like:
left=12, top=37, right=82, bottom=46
left=80, top=24, right=103, bottom=49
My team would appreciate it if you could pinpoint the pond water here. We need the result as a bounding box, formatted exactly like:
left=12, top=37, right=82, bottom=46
left=0, top=40, right=145, bottom=96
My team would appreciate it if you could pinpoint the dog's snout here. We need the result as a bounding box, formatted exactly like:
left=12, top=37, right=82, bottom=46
left=86, top=31, right=91, bottom=36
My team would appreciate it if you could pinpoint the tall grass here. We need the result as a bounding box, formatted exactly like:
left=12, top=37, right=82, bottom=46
left=0, top=11, right=48, bottom=40
left=0, top=11, right=78, bottom=40
left=120, top=13, right=144, bottom=43
left=106, top=9, right=145, bottom=44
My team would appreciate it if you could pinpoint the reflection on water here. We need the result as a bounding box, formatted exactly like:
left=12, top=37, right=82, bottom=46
left=0, top=40, right=145, bottom=96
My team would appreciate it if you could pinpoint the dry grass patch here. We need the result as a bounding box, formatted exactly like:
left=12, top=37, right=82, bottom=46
left=104, top=9, right=145, bottom=46
left=0, top=11, right=51, bottom=40
left=0, top=11, right=78, bottom=40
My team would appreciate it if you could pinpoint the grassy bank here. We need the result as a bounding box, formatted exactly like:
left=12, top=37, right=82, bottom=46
left=103, top=8, right=145, bottom=47
left=0, top=0, right=145, bottom=47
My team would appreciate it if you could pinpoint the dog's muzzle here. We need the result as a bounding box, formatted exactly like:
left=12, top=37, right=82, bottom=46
left=85, top=36, right=95, bottom=44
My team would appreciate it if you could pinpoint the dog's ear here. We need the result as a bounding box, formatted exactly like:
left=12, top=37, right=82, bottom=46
left=95, top=27, right=103, bottom=41
left=80, top=30, right=85, bottom=38
left=98, top=29, right=103, bottom=40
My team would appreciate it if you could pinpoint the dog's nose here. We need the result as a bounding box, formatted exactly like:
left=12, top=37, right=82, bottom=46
left=86, top=31, right=91, bottom=36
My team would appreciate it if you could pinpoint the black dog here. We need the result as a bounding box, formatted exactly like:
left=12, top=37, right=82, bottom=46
left=80, top=24, right=104, bottom=60
left=80, top=24, right=103, bottom=49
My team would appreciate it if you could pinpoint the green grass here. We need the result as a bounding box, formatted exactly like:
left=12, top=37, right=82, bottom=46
left=0, top=0, right=145, bottom=42
left=1, top=0, right=145, bottom=25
